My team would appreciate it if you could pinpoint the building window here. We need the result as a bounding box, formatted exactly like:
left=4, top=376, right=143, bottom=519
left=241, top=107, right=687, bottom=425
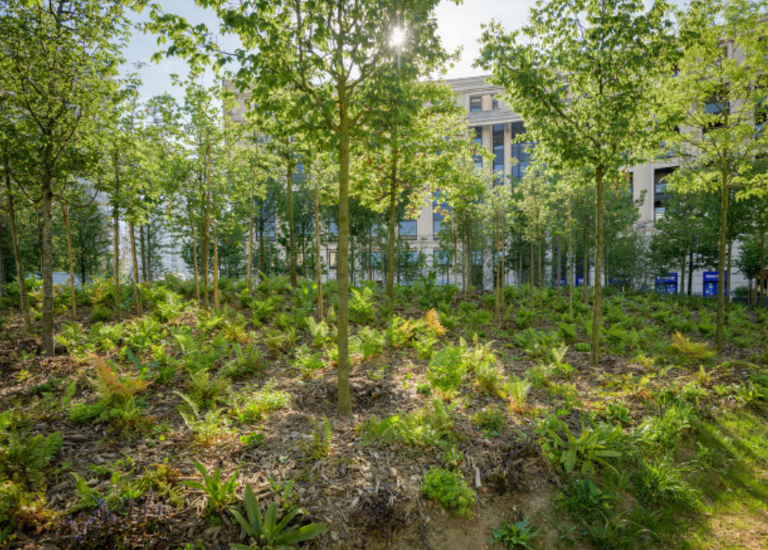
left=399, top=219, right=417, bottom=240
left=264, top=213, right=276, bottom=241
left=654, top=167, right=675, bottom=221
left=510, top=121, right=532, bottom=180
left=627, top=171, right=634, bottom=199
left=469, top=96, right=482, bottom=112
left=328, top=219, right=338, bottom=239
left=328, top=250, right=337, bottom=269
left=704, top=90, right=729, bottom=133
left=433, top=249, right=452, bottom=268
left=493, top=124, right=504, bottom=177
left=472, top=126, right=483, bottom=169
left=433, top=191, right=450, bottom=237
left=757, top=96, right=766, bottom=135
left=370, top=251, right=383, bottom=270
left=491, top=94, right=500, bottom=110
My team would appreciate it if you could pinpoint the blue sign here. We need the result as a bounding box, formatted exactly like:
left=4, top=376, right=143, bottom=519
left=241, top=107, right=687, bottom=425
left=575, top=276, right=585, bottom=287
left=560, top=278, right=567, bottom=286
left=655, top=273, right=678, bottom=295
left=703, top=271, right=727, bottom=297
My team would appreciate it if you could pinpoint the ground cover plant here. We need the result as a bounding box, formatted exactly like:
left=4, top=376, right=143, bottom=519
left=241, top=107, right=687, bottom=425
left=0, top=277, right=767, bottom=549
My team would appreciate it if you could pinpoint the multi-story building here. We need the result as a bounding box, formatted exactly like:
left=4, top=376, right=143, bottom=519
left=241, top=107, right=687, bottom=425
left=226, top=74, right=749, bottom=295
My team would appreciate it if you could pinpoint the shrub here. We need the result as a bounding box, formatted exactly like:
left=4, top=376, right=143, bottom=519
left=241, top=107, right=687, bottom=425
left=472, top=407, right=505, bottom=436
left=632, top=457, right=698, bottom=509
left=90, top=305, right=113, bottom=323
left=356, top=326, right=385, bottom=360
left=220, top=344, right=262, bottom=379
left=230, top=380, right=290, bottom=424
left=574, top=342, right=590, bottom=353
left=292, top=345, right=325, bottom=378
left=305, top=416, right=333, bottom=460
left=421, top=467, right=475, bottom=518
left=307, top=316, right=333, bottom=348
left=670, top=331, right=714, bottom=362
left=349, top=286, right=377, bottom=324
left=361, top=399, right=456, bottom=448
left=506, top=377, right=532, bottom=414
left=0, top=411, right=62, bottom=490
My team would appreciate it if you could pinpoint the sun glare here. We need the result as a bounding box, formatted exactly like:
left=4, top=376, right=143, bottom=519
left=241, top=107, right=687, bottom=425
left=391, top=27, right=406, bottom=47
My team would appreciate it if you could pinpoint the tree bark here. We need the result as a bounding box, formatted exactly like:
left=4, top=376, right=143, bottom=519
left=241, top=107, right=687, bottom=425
left=313, top=172, right=324, bottom=319
left=590, top=165, right=605, bottom=368
left=538, top=239, right=543, bottom=309
left=247, top=179, right=255, bottom=292
left=758, top=229, right=765, bottom=308
left=41, top=178, right=54, bottom=356
left=336, top=86, right=352, bottom=417
left=386, top=166, right=398, bottom=301
left=4, top=171, right=32, bottom=331
left=113, top=149, right=121, bottom=322
left=529, top=241, right=534, bottom=310
left=726, top=237, right=733, bottom=314
left=582, top=220, right=589, bottom=306
left=287, top=161, right=296, bottom=287
left=557, top=234, right=562, bottom=291
left=715, top=179, right=728, bottom=353
left=680, top=243, right=688, bottom=296
left=213, top=218, right=220, bottom=311
left=688, top=251, right=693, bottom=296
left=191, top=214, right=200, bottom=303
left=62, top=204, right=76, bottom=320
left=129, top=223, right=142, bottom=316
left=567, top=194, right=574, bottom=316
left=201, top=191, right=210, bottom=309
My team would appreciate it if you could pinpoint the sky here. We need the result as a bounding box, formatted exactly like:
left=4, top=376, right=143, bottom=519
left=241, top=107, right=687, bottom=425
left=123, top=0, right=538, bottom=102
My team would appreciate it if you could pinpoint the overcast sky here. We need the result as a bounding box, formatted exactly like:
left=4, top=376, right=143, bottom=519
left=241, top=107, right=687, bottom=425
left=124, top=0, right=539, bottom=101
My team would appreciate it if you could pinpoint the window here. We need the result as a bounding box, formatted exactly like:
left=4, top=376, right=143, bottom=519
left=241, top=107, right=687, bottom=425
left=627, top=172, right=634, bottom=199
left=757, top=93, right=767, bottom=135
left=328, top=250, right=337, bottom=269
left=433, top=192, right=450, bottom=236
left=434, top=249, right=452, bottom=268
left=469, top=96, right=482, bottom=112
left=328, top=219, right=338, bottom=239
left=493, top=124, right=504, bottom=177
left=472, top=126, right=483, bottom=168
left=264, top=212, right=276, bottom=241
left=510, top=121, right=532, bottom=180
left=654, top=167, right=675, bottom=221
left=370, top=251, right=383, bottom=270
left=399, top=219, right=417, bottom=240
left=491, top=94, right=500, bottom=110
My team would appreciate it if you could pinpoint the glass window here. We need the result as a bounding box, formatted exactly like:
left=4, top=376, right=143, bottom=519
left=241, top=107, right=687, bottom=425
left=492, top=94, right=500, bottom=110
left=469, top=96, right=482, bottom=112
left=370, top=251, right=383, bottom=269
left=472, top=126, right=483, bottom=168
left=493, top=124, right=504, bottom=175
left=399, top=220, right=417, bottom=240
left=509, top=121, right=533, bottom=180
left=264, top=212, right=276, bottom=241
left=433, top=249, right=452, bottom=267
left=328, top=250, right=337, bottom=268
left=704, top=90, right=729, bottom=132
left=328, top=219, right=338, bottom=239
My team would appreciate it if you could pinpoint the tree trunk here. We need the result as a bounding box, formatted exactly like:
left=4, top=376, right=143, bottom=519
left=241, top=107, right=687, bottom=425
left=590, top=166, right=605, bottom=368
left=41, top=179, right=54, bottom=356
left=758, top=229, right=765, bottom=308
left=495, top=208, right=501, bottom=321
left=337, top=90, right=352, bottom=417
left=129, top=223, right=142, bottom=316
left=4, top=171, right=32, bottom=331
left=715, top=180, right=728, bottom=354
left=62, top=204, right=76, bottom=320
left=201, top=191, right=210, bottom=309
left=688, top=251, right=693, bottom=296
left=582, top=221, right=589, bottom=306
left=287, top=162, right=296, bottom=287
left=529, top=241, right=534, bottom=310
left=538, top=239, right=543, bottom=309
left=247, top=180, right=255, bottom=292
left=726, top=237, right=733, bottom=314
left=386, top=168, right=397, bottom=301
left=314, top=173, right=324, bottom=319
left=213, top=219, right=220, bottom=311
left=140, top=224, right=148, bottom=283
left=557, top=234, right=562, bottom=291
left=453, top=217, right=458, bottom=303
left=113, top=150, right=121, bottom=322
left=680, top=244, right=687, bottom=296
left=567, top=194, right=574, bottom=316
left=191, top=215, right=200, bottom=303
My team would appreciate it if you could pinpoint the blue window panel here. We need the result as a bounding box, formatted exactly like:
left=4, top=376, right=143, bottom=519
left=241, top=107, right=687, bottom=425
left=399, top=220, right=417, bottom=240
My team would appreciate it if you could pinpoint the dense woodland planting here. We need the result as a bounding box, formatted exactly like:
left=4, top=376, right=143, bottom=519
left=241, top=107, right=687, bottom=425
left=1, top=0, right=768, bottom=548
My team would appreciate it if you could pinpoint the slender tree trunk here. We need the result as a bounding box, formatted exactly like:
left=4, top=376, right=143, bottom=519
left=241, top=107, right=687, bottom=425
left=726, top=237, right=733, bottom=314
left=529, top=241, right=534, bottom=310
left=758, top=229, right=765, bottom=308
left=113, top=150, right=121, bottom=322
left=287, top=162, right=296, bottom=287
left=453, top=218, right=459, bottom=303
left=715, top=180, right=728, bottom=353
left=538, top=239, right=543, bottom=309
left=41, top=178, right=54, bottom=356
left=62, top=204, right=76, bottom=320
left=582, top=221, right=589, bottom=306
left=129, top=223, right=142, bottom=316
left=191, top=217, right=200, bottom=303
left=557, top=234, right=562, bottom=291
left=140, top=224, right=148, bottom=283
left=259, top=225, right=265, bottom=278
left=314, top=174, right=324, bottom=319
left=590, top=166, right=605, bottom=368
left=213, top=219, right=220, bottom=311
left=247, top=180, right=255, bottom=292
left=4, top=171, right=32, bottom=331
left=567, top=195, right=574, bottom=316
left=337, top=92, right=352, bottom=417
left=688, top=251, right=693, bottom=297
left=386, top=172, right=397, bottom=301
left=495, top=209, right=501, bottom=321
left=201, top=191, right=210, bottom=309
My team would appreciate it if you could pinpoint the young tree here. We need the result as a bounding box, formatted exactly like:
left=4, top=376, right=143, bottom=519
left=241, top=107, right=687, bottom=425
left=659, top=0, right=768, bottom=351
left=1, top=0, right=130, bottom=354
left=478, top=0, right=678, bottom=366
left=149, top=0, right=451, bottom=416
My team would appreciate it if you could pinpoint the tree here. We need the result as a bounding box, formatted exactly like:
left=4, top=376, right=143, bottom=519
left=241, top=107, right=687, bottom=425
left=659, top=0, right=768, bottom=351
left=148, top=0, right=452, bottom=416
left=1, top=0, right=131, bottom=354
left=478, top=0, right=678, bottom=366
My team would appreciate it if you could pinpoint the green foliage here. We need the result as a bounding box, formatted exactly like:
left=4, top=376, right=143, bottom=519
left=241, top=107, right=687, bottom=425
left=538, top=417, right=622, bottom=475
left=229, top=483, right=327, bottom=550
left=354, top=326, right=385, bottom=360
left=182, top=461, right=239, bottom=513
left=632, top=457, right=698, bottom=509
left=426, top=346, right=466, bottom=393
left=361, top=399, right=457, bottom=448
left=349, top=286, right=377, bottom=324
left=421, top=467, right=475, bottom=518
left=0, top=411, right=62, bottom=491
left=506, top=377, right=532, bottom=413
left=305, top=416, right=332, bottom=460
left=472, top=407, right=505, bottom=436
left=488, top=518, right=539, bottom=550
left=176, top=394, right=230, bottom=446
left=186, top=370, right=230, bottom=410
left=307, top=316, right=333, bottom=348
left=90, top=305, right=113, bottom=323
left=221, top=343, right=263, bottom=379
left=229, top=380, right=290, bottom=424
left=291, top=345, right=325, bottom=379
